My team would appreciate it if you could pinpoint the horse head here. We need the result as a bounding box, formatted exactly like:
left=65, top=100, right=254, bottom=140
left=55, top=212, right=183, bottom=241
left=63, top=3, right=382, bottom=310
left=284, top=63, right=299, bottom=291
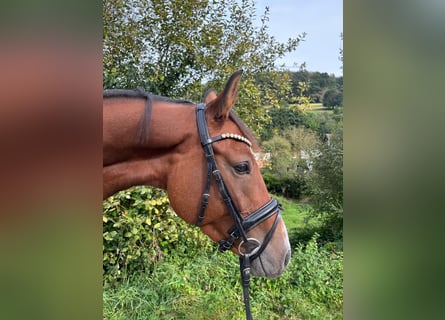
left=166, top=71, right=291, bottom=278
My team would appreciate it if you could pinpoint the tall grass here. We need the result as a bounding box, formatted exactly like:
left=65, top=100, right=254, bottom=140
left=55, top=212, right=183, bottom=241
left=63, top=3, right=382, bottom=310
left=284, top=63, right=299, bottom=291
left=104, top=235, right=342, bottom=319
left=103, top=195, right=343, bottom=319
left=276, top=195, right=315, bottom=230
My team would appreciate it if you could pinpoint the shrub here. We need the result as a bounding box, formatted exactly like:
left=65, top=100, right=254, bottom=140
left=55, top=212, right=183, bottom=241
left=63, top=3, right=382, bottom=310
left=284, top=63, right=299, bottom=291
left=305, top=125, right=343, bottom=243
left=262, top=172, right=306, bottom=199
left=104, top=237, right=344, bottom=319
left=288, top=213, right=343, bottom=250
left=292, top=234, right=343, bottom=308
left=103, top=186, right=213, bottom=282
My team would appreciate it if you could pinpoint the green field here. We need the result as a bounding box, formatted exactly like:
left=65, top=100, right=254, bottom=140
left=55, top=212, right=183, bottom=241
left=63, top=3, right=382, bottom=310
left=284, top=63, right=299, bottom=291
left=286, top=103, right=331, bottom=112
left=276, top=195, right=310, bottom=228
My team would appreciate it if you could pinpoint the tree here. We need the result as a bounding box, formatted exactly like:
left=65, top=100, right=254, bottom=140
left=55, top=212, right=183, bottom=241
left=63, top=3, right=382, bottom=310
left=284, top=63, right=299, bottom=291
left=306, top=126, right=343, bottom=241
left=322, top=89, right=343, bottom=109
left=339, top=32, right=343, bottom=71
left=260, top=107, right=303, bottom=140
left=103, top=0, right=306, bottom=136
left=290, top=71, right=339, bottom=103
left=253, top=71, right=294, bottom=108
left=261, top=126, right=320, bottom=198
left=282, top=127, right=319, bottom=162
left=261, top=136, right=303, bottom=197
left=262, top=136, right=293, bottom=178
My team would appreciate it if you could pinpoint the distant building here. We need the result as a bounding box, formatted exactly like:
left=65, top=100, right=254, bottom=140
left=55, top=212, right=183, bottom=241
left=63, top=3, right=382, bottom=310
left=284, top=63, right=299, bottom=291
left=254, top=152, right=270, bottom=168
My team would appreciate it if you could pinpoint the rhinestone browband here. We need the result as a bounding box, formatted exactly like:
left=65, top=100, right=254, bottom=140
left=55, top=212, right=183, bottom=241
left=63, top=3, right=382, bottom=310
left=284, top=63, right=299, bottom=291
left=220, top=133, right=252, bottom=147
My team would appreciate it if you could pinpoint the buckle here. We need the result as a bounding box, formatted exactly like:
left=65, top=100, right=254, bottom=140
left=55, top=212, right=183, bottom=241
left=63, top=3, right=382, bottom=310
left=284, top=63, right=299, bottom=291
left=218, top=239, right=234, bottom=252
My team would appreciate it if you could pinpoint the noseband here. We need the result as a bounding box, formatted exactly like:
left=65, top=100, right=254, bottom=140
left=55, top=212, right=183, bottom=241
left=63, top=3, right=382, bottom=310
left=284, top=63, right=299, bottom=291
left=195, top=103, right=282, bottom=320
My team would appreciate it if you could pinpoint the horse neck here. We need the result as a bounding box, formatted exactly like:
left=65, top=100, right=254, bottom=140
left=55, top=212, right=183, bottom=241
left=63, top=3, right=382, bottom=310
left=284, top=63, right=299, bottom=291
left=103, top=97, right=196, bottom=198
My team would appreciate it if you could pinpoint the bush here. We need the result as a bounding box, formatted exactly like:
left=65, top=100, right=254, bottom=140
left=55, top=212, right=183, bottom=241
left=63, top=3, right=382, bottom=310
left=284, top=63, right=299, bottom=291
left=262, top=172, right=306, bottom=199
left=291, top=234, right=343, bottom=308
left=288, top=213, right=343, bottom=250
left=303, top=123, right=343, bottom=245
left=104, top=235, right=343, bottom=319
left=103, top=186, right=214, bottom=282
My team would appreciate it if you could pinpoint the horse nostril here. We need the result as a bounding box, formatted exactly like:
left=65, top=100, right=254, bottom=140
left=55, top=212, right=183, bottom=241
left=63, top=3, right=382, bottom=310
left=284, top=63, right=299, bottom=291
left=284, top=250, right=291, bottom=267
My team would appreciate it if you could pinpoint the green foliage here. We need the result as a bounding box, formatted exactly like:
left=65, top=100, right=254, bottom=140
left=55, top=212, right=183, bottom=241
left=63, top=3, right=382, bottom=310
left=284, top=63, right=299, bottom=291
left=262, top=136, right=292, bottom=172
left=276, top=197, right=342, bottom=249
left=254, top=71, right=294, bottom=107
left=104, top=234, right=343, bottom=320
left=103, top=0, right=305, bottom=136
left=104, top=253, right=245, bottom=320
left=292, top=234, right=343, bottom=309
left=263, top=172, right=305, bottom=199
left=322, top=88, right=343, bottom=108
left=103, top=192, right=342, bottom=319
left=262, top=104, right=342, bottom=142
left=261, top=126, right=320, bottom=199
left=261, top=107, right=303, bottom=141
left=302, top=109, right=342, bottom=138
left=261, top=104, right=343, bottom=245
left=103, top=186, right=213, bottom=282
left=261, top=135, right=306, bottom=198
left=288, top=212, right=343, bottom=250
left=273, top=195, right=308, bottom=230
left=290, top=71, right=339, bottom=103
left=282, top=126, right=319, bottom=157
left=307, top=126, right=343, bottom=216
left=290, top=80, right=312, bottom=112
left=304, top=124, right=343, bottom=244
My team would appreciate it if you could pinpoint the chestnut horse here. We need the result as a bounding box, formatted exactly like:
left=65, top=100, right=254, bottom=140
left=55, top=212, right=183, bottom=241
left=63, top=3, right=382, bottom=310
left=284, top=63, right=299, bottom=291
left=103, top=71, right=290, bottom=280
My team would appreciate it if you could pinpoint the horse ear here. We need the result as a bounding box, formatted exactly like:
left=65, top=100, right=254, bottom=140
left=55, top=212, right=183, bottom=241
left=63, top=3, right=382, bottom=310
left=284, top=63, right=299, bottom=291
left=207, top=70, right=243, bottom=121
left=204, top=90, right=217, bottom=104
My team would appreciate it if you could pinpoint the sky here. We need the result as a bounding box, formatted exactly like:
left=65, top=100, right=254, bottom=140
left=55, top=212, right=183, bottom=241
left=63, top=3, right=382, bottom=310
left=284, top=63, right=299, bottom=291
left=255, top=0, right=343, bottom=76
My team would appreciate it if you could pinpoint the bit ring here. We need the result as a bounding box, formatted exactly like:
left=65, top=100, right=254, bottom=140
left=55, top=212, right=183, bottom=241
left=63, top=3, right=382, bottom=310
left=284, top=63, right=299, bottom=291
left=238, top=238, right=261, bottom=256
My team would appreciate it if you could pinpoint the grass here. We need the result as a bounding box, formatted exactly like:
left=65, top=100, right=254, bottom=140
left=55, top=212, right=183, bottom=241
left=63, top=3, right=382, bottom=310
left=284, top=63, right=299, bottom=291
left=275, top=195, right=310, bottom=229
left=286, top=103, right=328, bottom=111
left=103, top=197, right=343, bottom=320
left=307, top=104, right=332, bottom=114
left=104, top=246, right=343, bottom=320
left=275, top=195, right=324, bottom=243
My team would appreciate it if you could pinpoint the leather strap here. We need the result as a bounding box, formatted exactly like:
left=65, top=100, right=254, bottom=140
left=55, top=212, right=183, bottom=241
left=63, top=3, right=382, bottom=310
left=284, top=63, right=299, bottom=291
left=194, top=102, right=283, bottom=320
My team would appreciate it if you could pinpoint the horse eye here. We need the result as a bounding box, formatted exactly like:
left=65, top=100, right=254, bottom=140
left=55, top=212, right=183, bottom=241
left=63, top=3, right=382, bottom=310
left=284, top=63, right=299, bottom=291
left=234, top=162, right=251, bottom=175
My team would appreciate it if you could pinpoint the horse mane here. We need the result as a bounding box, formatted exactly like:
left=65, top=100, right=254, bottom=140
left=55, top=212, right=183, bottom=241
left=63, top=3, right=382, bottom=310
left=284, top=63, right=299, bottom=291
left=103, top=89, right=194, bottom=105
left=104, top=89, right=194, bottom=144
left=103, top=89, right=259, bottom=150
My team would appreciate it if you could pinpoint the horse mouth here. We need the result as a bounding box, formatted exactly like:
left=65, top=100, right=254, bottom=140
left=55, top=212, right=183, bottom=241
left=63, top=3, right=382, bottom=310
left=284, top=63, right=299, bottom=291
left=251, top=248, right=291, bottom=278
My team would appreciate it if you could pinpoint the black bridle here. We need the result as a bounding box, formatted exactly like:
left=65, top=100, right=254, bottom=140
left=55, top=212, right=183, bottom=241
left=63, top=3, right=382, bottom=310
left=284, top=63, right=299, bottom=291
left=195, top=103, right=282, bottom=320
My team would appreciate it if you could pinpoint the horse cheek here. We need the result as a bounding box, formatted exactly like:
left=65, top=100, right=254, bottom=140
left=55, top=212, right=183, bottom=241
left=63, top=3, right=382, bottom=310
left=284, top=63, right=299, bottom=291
left=166, top=163, right=201, bottom=225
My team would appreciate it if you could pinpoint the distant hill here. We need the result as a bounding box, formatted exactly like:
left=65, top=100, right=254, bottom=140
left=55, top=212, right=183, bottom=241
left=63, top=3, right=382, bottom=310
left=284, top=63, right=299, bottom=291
left=290, top=71, right=343, bottom=104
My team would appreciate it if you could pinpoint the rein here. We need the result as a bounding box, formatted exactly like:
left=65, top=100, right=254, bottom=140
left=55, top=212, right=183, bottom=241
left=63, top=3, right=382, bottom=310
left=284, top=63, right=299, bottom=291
left=195, top=103, right=282, bottom=320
